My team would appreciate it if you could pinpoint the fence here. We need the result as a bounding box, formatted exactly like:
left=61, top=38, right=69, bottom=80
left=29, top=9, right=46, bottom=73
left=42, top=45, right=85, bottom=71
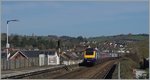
left=1, top=57, right=48, bottom=70
left=62, top=60, right=82, bottom=65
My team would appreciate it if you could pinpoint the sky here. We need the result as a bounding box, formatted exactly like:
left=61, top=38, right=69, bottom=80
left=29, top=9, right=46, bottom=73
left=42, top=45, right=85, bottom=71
left=1, top=1, right=149, bottom=37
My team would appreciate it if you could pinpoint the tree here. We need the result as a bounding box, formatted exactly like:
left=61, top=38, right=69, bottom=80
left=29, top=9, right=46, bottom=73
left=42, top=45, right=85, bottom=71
left=20, top=37, right=27, bottom=47
left=11, top=35, right=20, bottom=47
left=77, top=36, right=84, bottom=42
left=1, top=33, right=7, bottom=48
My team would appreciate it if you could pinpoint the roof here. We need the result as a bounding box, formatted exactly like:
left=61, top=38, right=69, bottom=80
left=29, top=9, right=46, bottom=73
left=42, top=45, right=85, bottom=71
left=9, top=51, right=28, bottom=60
left=21, top=50, right=56, bottom=57
left=1, top=50, right=57, bottom=59
left=60, top=52, right=81, bottom=60
left=2, top=50, right=83, bottom=60
left=60, top=54, right=69, bottom=61
left=1, top=52, right=7, bottom=58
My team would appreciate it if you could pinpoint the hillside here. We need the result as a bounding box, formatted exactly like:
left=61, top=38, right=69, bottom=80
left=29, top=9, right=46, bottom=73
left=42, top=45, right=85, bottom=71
left=88, top=34, right=148, bottom=42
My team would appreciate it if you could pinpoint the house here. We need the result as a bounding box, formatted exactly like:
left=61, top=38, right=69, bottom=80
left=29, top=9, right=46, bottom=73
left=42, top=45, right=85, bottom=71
left=23, top=50, right=60, bottom=66
left=2, top=50, right=82, bottom=67
left=1, top=51, right=28, bottom=60
left=2, top=50, right=60, bottom=66
left=1, top=52, right=7, bottom=59
left=47, top=51, right=60, bottom=65
left=9, top=51, right=28, bottom=60
left=60, top=51, right=81, bottom=65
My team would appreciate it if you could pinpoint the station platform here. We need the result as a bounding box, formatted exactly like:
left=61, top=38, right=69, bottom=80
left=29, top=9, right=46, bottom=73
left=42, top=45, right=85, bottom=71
left=1, top=65, right=65, bottom=79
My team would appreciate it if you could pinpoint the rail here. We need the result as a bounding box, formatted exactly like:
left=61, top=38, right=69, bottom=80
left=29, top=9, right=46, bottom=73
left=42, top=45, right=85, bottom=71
left=103, top=64, right=117, bottom=79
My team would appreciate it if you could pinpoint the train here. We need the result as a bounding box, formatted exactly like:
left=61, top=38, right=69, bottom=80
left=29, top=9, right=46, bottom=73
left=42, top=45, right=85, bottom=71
left=83, top=48, right=99, bottom=65
left=79, top=47, right=118, bottom=66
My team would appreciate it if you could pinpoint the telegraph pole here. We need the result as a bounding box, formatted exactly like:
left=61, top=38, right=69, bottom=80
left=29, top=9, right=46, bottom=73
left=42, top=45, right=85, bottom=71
left=57, top=39, right=61, bottom=64
left=118, top=53, right=121, bottom=79
left=118, top=61, right=121, bottom=79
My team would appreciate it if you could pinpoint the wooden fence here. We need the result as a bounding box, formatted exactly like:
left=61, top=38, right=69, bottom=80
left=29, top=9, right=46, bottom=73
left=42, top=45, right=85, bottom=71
left=1, top=57, right=48, bottom=70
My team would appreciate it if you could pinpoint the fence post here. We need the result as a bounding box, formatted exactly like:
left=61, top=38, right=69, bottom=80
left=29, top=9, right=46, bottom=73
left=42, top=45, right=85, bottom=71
left=35, top=58, right=38, bottom=66
left=25, top=59, right=28, bottom=67
left=45, top=57, right=46, bottom=66
left=15, top=59, right=18, bottom=69
left=14, top=59, right=16, bottom=69
left=24, top=59, right=26, bottom=68
left=2, top=59, right=4, bottom=70
left=19, top=58, right=20, bottom=68
left=32, top=57, right=35, bottom=66
left=34, top=58, right=35, bottom=66
left=24, top=58, right=25, bottom=68
left=9, top=60, right=11, bottom=70
left=6, top=60, right=7, bottom=70
left=6, top=59, right=7, bottom=70
left=4, top=59, right=7, bottom=70
left=28, top=58, right=29, bottom=67
left=12, top=60, right=14, bottom=70
left=8, top=60, right=10, bottom=70
left=35, top=57, right=37, bottom=66
left=1, top=59, right=3, bottom=70
left=37, top=57, right=39, bottom=66
left=31, top=58, right=33, bottom=67
left=17, top=59, right=19, bottom=69
left=7, top=60, right=9, bottom=70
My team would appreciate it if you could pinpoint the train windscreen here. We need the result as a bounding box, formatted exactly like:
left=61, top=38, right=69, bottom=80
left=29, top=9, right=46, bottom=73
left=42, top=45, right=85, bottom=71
left=85, top=48, right=94, bottom=55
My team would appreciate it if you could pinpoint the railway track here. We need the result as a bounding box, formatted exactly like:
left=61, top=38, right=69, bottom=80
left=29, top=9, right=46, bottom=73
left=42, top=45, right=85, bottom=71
left=91, top=60, right=117, bottom=79
left=54, top=60, right=117, bottom=79
left=2, top=59, right=117, bottom=79
left=104, top=64, right=117, bottom=79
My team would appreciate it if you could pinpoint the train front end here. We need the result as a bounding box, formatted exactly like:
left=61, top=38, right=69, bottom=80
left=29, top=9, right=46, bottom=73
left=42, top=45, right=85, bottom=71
left=84, top=48, right=96, bottom=65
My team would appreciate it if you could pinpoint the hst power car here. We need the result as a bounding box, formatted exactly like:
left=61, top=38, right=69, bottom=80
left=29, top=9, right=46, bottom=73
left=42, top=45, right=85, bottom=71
left=79, top=47, right=118, bottom=66
left=83, top=48, right=99, bottom=65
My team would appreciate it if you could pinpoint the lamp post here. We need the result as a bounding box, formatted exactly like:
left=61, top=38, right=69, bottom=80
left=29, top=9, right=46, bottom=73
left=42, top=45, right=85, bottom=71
left=6, top=19, right=19, bottom=61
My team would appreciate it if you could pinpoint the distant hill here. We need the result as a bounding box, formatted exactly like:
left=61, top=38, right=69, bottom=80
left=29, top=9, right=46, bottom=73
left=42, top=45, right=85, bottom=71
left=88, top=34, right=149, bottom=42
left=1, top=33, right=148, bottom=51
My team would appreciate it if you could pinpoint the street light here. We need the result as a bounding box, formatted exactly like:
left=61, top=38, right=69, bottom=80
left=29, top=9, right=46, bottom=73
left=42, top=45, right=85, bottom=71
left=6, top=19, right=19, bottom=61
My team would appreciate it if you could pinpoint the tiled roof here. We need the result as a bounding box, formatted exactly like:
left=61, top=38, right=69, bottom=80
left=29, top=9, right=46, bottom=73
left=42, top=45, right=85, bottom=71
left=60, top=54, right=69, bottom=61
left=9, top=51, right=28, bottom=60
left=1, top=51, right=16, bottom=59
left=2, top=50, right=83, bottom=60
left=21, top=50, right=56, bottom=57
left=1, top=52, right=7, bottom=58
left=1, top=50, right=56, bottom=59
left=61, top=52, right=82, bottom=60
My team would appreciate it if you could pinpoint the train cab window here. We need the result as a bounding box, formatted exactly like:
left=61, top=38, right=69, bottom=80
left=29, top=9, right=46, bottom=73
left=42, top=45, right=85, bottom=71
left=85, top=48, right=94, bottom=55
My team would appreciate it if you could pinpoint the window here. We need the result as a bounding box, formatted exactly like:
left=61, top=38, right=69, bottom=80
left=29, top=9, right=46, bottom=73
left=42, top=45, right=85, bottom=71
left=85, top=48, right=94, bottom=55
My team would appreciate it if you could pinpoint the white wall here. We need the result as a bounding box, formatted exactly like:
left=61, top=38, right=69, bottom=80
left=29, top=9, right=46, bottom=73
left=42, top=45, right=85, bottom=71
left=39, top=54, right=45, bottom=66
left=48, top=52, right=60, bottom=65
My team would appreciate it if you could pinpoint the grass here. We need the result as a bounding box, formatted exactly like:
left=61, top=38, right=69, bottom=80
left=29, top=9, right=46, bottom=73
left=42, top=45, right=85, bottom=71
left=129, top=35, right=148, bottom=40
left=112, top=64, right=119, bottom=79
left=120, top=57, right=137, bottom=79
left=112, top=57, right=138, bottom=79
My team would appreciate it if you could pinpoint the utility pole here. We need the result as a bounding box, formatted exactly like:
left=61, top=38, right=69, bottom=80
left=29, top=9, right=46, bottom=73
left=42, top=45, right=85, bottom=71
left=118, top=61, right=121, bottom=79
left=57, top=39, right=61, bottom=53
left=57, top=40, right=61, bottom=64
left=118, top=53, right=121, bottom=79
